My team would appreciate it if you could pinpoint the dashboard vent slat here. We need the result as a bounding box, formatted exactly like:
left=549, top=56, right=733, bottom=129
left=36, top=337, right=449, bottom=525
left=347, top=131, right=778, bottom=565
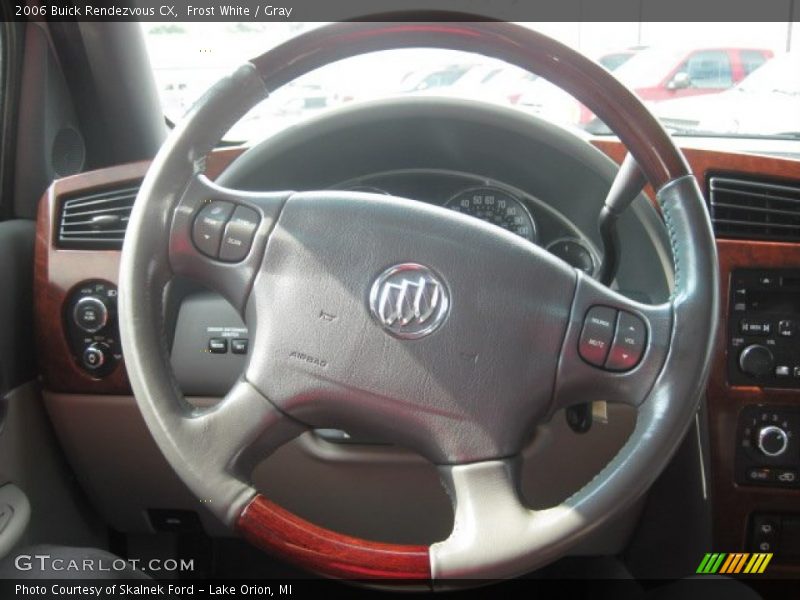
left=58, top=184, right=140, bottom=249
left=709, top=176, right=800, bottom=243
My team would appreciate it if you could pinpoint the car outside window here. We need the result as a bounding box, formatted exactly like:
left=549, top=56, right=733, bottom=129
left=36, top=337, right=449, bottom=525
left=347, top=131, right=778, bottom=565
left=680, top=50, right=734, bottom=89
left=740, top=49, right=769, bottom=76
left=142, top=22, right=800, bottom=142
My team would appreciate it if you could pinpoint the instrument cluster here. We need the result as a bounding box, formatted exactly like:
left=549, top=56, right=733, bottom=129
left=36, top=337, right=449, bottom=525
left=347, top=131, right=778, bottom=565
left=336, top=169, right=599, bottom=276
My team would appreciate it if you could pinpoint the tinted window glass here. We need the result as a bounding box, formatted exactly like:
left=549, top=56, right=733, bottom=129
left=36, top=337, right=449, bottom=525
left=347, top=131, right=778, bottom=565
left=741, top=50, right=768, bottom=75
left=681, top=50, right=733, bottom=89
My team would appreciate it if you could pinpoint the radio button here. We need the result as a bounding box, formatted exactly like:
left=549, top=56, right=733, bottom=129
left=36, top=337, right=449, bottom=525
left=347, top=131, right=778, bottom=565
left=739, top=344, right=774, bottom=377
left=778, top=320, right=795, bottom=337
left=740, top=319, right=771, bottom=336
left=759, top=275, right=777, bottom=287
left=775, top=365, right=791, bottom=377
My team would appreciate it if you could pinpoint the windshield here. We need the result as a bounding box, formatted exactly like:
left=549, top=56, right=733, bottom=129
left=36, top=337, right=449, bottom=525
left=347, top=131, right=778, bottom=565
left=737, top=53, right=800, bottom=95
left=142, top=22, right=800, bottom=142
left=612, top=48, right=687, bottom=88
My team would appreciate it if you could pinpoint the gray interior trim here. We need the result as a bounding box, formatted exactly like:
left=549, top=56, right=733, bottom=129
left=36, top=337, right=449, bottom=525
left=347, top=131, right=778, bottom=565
left=0, top=484, right=30, bottom=560
left=44, top=391, right=641, bottom=551
left=0, top=220, right=35, bottom=395
left=0, top=383, right=102, bottom=551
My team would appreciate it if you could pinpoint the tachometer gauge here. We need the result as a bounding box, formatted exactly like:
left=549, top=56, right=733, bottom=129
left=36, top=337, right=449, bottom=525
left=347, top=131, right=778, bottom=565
left=445, top=187, right=537, bottom=243
left=546, top=238, right=596, bottom=275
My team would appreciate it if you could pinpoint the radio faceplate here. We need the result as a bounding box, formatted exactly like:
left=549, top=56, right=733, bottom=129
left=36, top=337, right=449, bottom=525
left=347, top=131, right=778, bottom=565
left=728, top=269, right=800, bottom=389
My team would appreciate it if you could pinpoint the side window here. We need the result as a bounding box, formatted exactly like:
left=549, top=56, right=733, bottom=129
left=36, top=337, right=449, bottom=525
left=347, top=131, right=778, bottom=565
left=679, top=50, right=733, bottom=89
left=740, top=50, right=768, bottom=76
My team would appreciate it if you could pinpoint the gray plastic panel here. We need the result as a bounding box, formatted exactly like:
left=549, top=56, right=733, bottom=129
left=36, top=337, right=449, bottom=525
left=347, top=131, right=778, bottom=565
left=44, top=390, right=640, bottom=553
left=0, top=484, right=30, bottom=560
left=170, top=292, right=248, bottom=397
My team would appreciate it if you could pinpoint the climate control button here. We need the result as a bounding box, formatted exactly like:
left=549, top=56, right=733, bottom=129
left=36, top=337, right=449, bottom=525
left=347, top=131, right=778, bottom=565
left=757, top=425, right=789, bottom=457
left=739, top=344, right=775, bottom=377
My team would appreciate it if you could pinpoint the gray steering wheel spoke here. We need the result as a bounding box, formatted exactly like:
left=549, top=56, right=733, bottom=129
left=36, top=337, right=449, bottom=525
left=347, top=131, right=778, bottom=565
left=168, top=173, right=290, bottom=313
left=201, top=379, right=307, bottom=481
left=150, top=378, right=305, bottom=528
left=432, top=458, right=553, bottom=581
left=550, top=272, right=673, bottom=413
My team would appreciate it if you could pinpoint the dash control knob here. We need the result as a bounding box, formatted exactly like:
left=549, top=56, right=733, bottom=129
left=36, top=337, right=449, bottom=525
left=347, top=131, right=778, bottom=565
left=73, top=296, right=109, bottom=333
left=739, top=344, right=774, bottom=377
left=757, top=425, right=789, bottom=458
left=82, top=343, right=109, bottom=371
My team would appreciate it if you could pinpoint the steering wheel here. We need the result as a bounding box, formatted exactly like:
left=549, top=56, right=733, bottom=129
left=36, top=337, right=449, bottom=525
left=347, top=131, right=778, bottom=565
left=118, top=18, right=719, bottom=582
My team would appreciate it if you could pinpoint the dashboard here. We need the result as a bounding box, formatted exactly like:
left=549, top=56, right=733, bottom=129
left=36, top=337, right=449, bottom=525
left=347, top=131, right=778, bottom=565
left=335, top=169, right=599, bottom=275
left=30, top=98, right=800, bottom=573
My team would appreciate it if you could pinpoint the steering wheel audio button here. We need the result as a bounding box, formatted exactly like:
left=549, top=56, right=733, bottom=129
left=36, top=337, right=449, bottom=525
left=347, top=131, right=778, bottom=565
left=578, top=306, right=618, bottom=367
left=192, top=201, right=235, bottom=258
left=219, top=206, right=260, bottom=262
left=605, top=311, right=647, bottom=372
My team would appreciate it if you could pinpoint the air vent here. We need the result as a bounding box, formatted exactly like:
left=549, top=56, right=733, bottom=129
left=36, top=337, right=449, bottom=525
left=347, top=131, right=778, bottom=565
left=58, top=184, right=140, bottom=249
left=709, top=176, right=800, bottom=243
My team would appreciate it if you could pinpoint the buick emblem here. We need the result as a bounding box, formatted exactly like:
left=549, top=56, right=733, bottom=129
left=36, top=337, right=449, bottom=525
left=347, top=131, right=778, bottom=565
left=369, top=263, right=450, bottom=339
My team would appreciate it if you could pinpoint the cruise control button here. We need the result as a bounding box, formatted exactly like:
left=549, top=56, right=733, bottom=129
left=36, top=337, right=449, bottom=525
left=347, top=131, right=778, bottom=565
left=605, top=311, right=647, bottom=372
left=192, top=201, right=234, bottom=258
left=578, top=306, right=617, bottom=367
left=219, top=206, right=260, bottom=262
left=208, top=338, right=228, bottom=354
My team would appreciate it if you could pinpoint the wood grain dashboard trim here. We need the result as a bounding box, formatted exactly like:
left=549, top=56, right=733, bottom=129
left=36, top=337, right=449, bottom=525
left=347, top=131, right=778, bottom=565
left=595, top=139, right=800, bottom=570
left=34, top=148, right=245, bottom=395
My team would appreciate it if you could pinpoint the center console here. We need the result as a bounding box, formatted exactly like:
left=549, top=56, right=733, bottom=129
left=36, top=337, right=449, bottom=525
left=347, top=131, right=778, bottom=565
left=713, top=257, right=800, bottom=570
left=728, top=269, right=800, bottom=387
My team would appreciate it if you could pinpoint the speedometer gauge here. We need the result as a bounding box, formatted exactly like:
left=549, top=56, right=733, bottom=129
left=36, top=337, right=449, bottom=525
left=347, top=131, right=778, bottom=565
left=445, top=187, right=537, bottom=243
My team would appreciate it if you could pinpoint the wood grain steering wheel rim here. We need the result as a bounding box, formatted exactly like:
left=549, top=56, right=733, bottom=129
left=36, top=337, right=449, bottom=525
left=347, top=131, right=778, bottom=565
left=118, top=16, right=718, bottom=584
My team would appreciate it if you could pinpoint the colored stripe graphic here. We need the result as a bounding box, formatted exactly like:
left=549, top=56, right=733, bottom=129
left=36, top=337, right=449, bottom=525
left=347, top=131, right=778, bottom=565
left=696, top=553, right=713, bottom=573
left=719, top=553, right=736, bottom=574
left=698, top=553, right=773, bottom=574
left=758, top=553, right=772, bottom=573
left=733, top=553, right=749, bottom=574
